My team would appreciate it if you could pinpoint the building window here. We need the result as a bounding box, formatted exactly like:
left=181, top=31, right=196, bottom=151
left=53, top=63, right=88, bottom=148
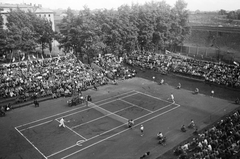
left=49, top=14, right=50, bottom=17
left=44, top=14, right=46, bottom=17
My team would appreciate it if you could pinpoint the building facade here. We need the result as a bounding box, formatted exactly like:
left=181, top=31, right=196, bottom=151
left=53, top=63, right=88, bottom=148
left=0, top=3, right=55, bottom=31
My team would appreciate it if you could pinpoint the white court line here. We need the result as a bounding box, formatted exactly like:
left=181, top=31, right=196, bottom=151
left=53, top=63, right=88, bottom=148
left=135, top=90, right=173, bottom=104
left=48, top=103, right=177, bottom=157
left=47, top=144, right=76, bottom=158
left=15, top=127, right=47, bottom=159
left=87, top=103, right=174, bottom=141
left=55, top=119, right=87, bottom=141
left=56, top=93, right=138, bottom=120
left=20, top=120, right=53, bottom=132
left=61, top=105, right=181, bottom=159
left=119, top=99, right=153, bottom=113
left=71, top=106, right=135, bottom=129
left=16, top=90, right=136, bottom=129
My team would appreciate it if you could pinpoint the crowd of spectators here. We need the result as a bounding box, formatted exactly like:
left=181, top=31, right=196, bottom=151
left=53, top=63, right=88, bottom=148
left=125, top=51, right=240, bottom=88
left=0, top=54, right=109, bottom=102
left=92, top=54, right=136, bottom=80
left=0, top=53, right=137, bottom=106
left=174, top=110, right=240, bottom=159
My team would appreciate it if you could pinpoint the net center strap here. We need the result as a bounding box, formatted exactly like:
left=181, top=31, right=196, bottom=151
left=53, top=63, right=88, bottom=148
left=88, top=102, right=128, bottom=124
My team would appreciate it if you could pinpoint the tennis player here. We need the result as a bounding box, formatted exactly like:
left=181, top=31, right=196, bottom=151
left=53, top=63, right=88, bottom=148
left=59, top=117, right=66, bottom=128
left=128, top=119, right=134, bottom=129
left=168, top=93, right=175, bottom=103
left=140, top=125, right=144, bottom=136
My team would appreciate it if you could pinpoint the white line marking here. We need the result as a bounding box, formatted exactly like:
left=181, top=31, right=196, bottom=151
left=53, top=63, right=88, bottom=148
left=19, top=120, right=53, bottom=132
left=61, top=105, right=180, bottom=159
left=16, top=90, right=136, bottom=129
left=47, top=144, right=76, bottom=158
left=134, top=90, right=173, bottom=104
left=48, top=103, right=177, bottom=157
left=15, top=127, right=47, bottom=159
left=55, top=119, right=87, bottom=141
left=119, top=99, right=153, bottom=113
left=71, top=106, right=134, bottom=129
left=87, top=103, right=174, bottom=141
left=56, top=93, right=138, bottom=120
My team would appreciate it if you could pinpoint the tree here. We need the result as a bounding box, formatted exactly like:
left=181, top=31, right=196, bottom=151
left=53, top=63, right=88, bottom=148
left=218, top=9, right=226, bottom=15
left=6, top=9, right=37, bottom=56
left=27, top=11, right=54, bottom=54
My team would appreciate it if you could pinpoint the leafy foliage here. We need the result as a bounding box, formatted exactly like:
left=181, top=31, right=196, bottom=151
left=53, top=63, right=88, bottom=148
left=1, top=8, right=54, bottom=58
left=56, top=0, right=190, bottom=60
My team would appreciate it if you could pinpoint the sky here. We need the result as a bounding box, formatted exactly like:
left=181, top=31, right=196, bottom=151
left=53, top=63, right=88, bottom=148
left=0, top=0, right=239, bottom=11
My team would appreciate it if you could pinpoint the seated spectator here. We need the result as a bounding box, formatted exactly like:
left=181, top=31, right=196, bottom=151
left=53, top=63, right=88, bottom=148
left=181, top=125, right=187, bottom=132
left=140, top=151, right=150, bottom=159
left=160, top=79, right=164, bottom=85
left=194, top=88, right=199, bottom=94
left=177, top=83, right=181, bottom=89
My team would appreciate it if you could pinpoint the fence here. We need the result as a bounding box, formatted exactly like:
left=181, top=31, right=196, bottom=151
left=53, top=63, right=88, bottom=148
left=174, top=45, right=236, bottom=64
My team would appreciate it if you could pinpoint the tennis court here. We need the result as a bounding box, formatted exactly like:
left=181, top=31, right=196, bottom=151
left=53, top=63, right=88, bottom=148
left=15, top=90, right=180, bottom=159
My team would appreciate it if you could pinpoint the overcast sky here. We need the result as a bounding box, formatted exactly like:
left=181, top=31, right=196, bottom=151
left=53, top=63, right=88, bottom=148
left=0, top=0, right=239, bottom=11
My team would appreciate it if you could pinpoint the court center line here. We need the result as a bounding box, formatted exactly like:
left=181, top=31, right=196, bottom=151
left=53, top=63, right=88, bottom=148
left=19, top=120, right=53, bottom=132
left=119, top=99, right=153, bottom=113
left=87, top=103, right=174, bottom=141
left=61, top=105, right=181, bottom=159
left=56, top=93, right=138, bottom=120
left=55, top=119, right=87, bottom=141
left=71, top=105, right=135, bottom=129
left=15, top=127, right=47, bottom=159
left=135, top=90, right=173, bottom=104
left=16, top=90, right=136, bottom=129
left=48, top=103, right=177, bottom=157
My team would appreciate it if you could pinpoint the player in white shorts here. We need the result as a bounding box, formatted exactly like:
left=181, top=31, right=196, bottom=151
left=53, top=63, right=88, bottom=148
left=168, top=93, right=175, bottom=103
left=59, top=117, right=66, bottom=128
left=140, top=125, right=144, bottom=136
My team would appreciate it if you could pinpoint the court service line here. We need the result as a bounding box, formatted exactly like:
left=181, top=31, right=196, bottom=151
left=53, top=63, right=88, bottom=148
left=135, top=90, right=173, bottom=104
left=71, top=106, right=135, bottom=129
left=20, top=120, right=53, bottom=132
left=48, top=103, right=177, bottom=158
left=119, top=99, right=153, bottom=113
left=87, top=103, right=175, bottom=141
left=55, top=119, right=87, bottom=141
left=56, top=93, right=138, bottom=120
left=16, top=90, right=136, bottom=129
left=61, top=105, right=181, bottom=159
left=47, top=144, right=77, bottom=158
left=15, top=127, right=47, bottom=159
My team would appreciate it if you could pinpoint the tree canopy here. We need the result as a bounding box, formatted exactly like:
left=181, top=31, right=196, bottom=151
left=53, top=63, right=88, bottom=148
left=0, top=8, right=54, bottom=58
left=57, top=0, right=190, bottom=60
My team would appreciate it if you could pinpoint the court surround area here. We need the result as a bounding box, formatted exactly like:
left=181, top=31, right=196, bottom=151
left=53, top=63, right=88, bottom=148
left=15, top=90, right=180, bottom=159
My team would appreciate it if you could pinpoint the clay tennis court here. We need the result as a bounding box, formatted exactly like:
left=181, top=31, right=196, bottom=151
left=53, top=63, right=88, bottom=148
left=15, top=90, right=180, bottom=159
left=1, top=77, right=239, bottom=159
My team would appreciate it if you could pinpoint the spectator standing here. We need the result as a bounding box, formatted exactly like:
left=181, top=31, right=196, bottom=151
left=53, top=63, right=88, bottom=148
left=211, top=90, right=214, bottom=98
left=168, top=93, right=175, bottom=103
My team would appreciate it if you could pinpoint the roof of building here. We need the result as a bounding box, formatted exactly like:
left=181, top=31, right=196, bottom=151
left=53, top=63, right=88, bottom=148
left=35, top=8, right=54, bottom=14
left=0, top=3, right=34, bottom=8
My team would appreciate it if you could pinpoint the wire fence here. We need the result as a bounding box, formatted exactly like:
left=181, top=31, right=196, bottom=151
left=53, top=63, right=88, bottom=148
left=174, top=45, right=237, bottom=64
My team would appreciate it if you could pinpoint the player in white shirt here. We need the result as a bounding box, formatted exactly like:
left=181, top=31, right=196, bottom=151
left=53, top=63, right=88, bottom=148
left=140, top=125, right=144, bottom=136
left=168, top=93, right=175, bottom=103
left=59, top=117, right=66, bottom=128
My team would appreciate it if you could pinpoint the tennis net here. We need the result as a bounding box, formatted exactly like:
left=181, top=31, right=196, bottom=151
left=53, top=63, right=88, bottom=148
left=88, top=102, right=128, bottom=124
